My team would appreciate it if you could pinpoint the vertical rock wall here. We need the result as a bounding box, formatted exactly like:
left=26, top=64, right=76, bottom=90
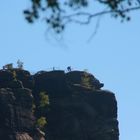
left=0, top=69, right=119, bottom=140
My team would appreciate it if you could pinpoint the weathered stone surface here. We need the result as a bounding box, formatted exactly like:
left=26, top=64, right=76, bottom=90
left=15, top=132, right=33, bottom=140
left=13, top=69, right=34, bottom=89
left=66, top=71, right=104, bottom=89
left=0, top=70, right=15, bottom=88
left=45, top=90, right=118, bottom=140
left=33, top=70, right=119, bottom=140
left=0, top=69, right=119, bottom=140
left=8, top=80, right=24, bottom=89
left=0, top=88, right=35, bottom=140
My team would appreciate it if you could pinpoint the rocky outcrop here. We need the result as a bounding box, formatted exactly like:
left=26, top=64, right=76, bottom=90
left=0, top=69, right=119, bottom=140
left=0, top=69, right=43, bottom=140
left=0, top=88, right=34, bottom=140
left=13, top=69, right=34, bottom=89
left=66, top=71, right=104, bottom=89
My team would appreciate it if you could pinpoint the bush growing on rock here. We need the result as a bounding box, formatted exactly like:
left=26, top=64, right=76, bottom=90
left=81, top=72, right=92, bottom=88
left=39, top=91, right=49, bottom=107
left=36, top=116, right=47, bottom=129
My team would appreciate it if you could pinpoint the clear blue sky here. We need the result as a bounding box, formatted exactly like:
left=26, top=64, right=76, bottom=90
left=0, top=1, right=140, bottom=140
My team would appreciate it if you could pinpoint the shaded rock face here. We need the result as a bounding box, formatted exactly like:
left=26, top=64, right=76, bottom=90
left=33, top=70, right=67, bottom=96
left=0, top=70, right=15, bottom=88
left=13, top=69, right=34, bottom=89
left=0, top=69, right=119, bottom=140
left=66, top=71, right=104, bottom=89
left=45, top=90, right=118, bottom=140
left=0, top=69, right=34, bottom=89
left=0, top=69, right=42, bottom=140
left=0, top=88, right=35, bottom=140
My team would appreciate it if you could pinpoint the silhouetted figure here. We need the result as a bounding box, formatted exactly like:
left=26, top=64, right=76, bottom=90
left=67, top=66, right=71, bottom=72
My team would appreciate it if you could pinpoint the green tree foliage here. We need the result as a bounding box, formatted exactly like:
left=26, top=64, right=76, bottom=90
left=24, top=0, right=140, bottom=33
left=36, top=116, right=47, bottom=128
left=39, top=92, right=50, bottom=107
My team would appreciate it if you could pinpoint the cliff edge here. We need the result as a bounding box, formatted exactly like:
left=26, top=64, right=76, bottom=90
left=0, top=69, right=119, bottom=140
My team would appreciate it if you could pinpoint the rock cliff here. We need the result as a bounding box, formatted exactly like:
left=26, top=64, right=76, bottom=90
left=0, top=68, right=119, bottom=140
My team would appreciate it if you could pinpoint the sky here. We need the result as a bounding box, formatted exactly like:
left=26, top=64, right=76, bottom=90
left=0, top=1, right=140, bottom=140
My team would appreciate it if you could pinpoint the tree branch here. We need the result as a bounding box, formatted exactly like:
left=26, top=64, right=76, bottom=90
left=63, top=6, right=140, bottom=25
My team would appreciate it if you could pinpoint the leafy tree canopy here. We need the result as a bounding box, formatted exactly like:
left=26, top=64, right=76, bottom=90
left=24, top=0, right=140, bottom=33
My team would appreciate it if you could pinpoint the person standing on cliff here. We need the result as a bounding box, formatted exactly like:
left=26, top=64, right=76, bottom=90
left=67, top=66, right=71, bottom=72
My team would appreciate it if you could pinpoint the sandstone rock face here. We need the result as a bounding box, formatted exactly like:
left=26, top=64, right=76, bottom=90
left=0, top=70, right=15, bottom=88
left=0, top=88, right=35, bottom=140
left=12, top=69, right=34, bottom=89
left=0, top=69, right=42, bottom=140
left=66, top=71, right=104, bottom=89
left=0, top=69, right=119, bottom=140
